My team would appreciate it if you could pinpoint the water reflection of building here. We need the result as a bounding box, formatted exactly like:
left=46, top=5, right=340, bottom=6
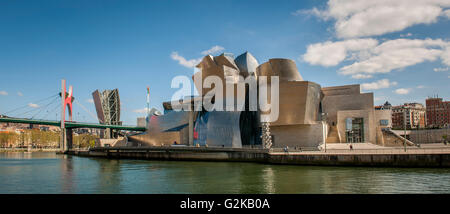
left=60, top=156, right=74, bottom=193
left=127, top=52, right=386, bottom=149
left=95, top=159, right=122, bottom=193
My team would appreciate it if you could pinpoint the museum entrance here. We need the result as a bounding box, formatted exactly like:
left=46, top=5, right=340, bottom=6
left=345, top=117, right=364, bottom=143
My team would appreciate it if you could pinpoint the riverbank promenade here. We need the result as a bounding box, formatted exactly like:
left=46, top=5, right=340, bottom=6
left=62, top=143, right=450, bottom=168
left=271, top=143, right=450, bottom=155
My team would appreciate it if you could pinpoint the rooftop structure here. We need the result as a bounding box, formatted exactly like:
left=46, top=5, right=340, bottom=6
left=375, top=101, right=392, bottom=110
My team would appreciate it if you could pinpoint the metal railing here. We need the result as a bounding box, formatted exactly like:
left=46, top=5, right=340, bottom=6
left=269, top=145, right=450, bottom=155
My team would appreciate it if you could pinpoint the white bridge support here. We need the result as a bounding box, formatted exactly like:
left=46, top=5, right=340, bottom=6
left=60, top=128, right=73, bottom=152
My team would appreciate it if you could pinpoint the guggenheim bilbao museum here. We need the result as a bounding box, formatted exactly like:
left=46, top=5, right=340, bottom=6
left=127, top=52, right=384, bottom=150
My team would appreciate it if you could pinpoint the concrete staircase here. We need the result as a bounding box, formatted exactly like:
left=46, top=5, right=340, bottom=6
left=326, top=126, right=340, bottom=143
left=382, top=129, right=415, bottom=147
left=95, top=136, right=128, bottom=147
left=113, top=136, right=128, bottom=147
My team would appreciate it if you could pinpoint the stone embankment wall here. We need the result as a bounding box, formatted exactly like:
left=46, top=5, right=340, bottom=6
left=408, top=129, right=450, bottom=144
left=66, top=147, right=450, bottom=167
left=268, top=153, right=450, bottom=167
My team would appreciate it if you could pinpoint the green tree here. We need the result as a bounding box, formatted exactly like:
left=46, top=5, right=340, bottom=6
left=73, top=133, right=98, bottom=149
left=0, top=132, right=19, bottom=147
left=21, top=129, right=60, bottom=148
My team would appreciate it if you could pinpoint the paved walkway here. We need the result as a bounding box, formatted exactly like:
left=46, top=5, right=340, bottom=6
left=270, top=143, right=450, bottom=155
left=323, top=143, right=386, bottom=150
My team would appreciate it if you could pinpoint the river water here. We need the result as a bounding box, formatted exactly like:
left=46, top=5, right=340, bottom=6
left=1, top=152, right=449, bottom=194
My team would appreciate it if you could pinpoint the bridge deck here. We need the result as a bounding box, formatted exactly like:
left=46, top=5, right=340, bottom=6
left=0, top=117, right=146, bottom=131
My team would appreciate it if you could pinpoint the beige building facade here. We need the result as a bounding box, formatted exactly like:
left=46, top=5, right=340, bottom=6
left=392, top=103, right=426, bottom=129
left=321, top=85, right=378, bottom=144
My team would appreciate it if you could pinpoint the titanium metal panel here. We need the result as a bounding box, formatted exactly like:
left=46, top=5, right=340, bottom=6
left=127, top=130, right=180, bottom=146
left=149, top=107, right=162, bottom=116
left=127, top=111, right=191, bottom=146
left=213, top=54, right=238, bottom=70
left=256, top=58, right=303, bottom=82
left=205, top=111, right=242, bottom=148
left=193, top=54, right=241, bottom=96
left=147, top=111, right=190, bottom=132
left=271, top=81, right=322, bottom=126
left=194, top=111, right=209, bottom=146
left=234, top=52, right=259, bottom=78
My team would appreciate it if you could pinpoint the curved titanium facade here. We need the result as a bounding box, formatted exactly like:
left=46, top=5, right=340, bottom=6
left=194, top=110, right=260, bottom=147
left=128, top=111, right=191, bottom=146
left=272, top=81, right=322, bottom=126
left=256, top=58, right=303, bottom=82
left=194, top=111, right=242, bottom=147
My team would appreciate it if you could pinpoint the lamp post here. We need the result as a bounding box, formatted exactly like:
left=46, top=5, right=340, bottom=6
left=146, top=86, right=150, bottom=128
left=146, top=86, right=150, bottom=115
left=324, top=121, right=327, bottom=153
left=321, top=112, right=328, bottom=152
left=403, top=108, right=407, bottom=152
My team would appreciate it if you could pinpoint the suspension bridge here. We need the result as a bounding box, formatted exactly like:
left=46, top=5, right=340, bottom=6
left=0, top=80, right=146, bottom=153
left=0, top=117, right=146, bottom=131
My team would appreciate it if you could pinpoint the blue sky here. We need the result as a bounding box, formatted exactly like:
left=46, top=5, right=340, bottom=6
left=1, top=0, right=449, bottom=125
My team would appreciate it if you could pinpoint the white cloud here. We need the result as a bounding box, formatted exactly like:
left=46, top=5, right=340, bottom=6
left=170, top=52, right=202, bottom=68
left=292, top=8, right=328, bottom=18
left=201, top=45, right=225, bottom=55
left=351, top=74, right=373, bottom=79
left=28, top=103, right=39, bottom=108
left=304, top=38, right=450, bottom=77
left=303, top=0, right=450, bottom=38
left=400, top=33, right=412, bottom=37
left=374, top=96, right=392, bottom=103
left=433, top=67, right=449, bottom=72
left=361, top=79, right=397, bottom=90
left=395, top=88, right=411, bottom=95
left=300, top=1, right=450, bottom=84
left=416, top=85, right=426, bottom=89
left=86, top=99, right=94, bottom=103
left=340, top=38, right=448, bottom=76
left=302, top=38, right=378, bottom=66
left=133, top=108, right=148, bottom=114
left=444, top=9, right=450, bottom=18
left=441, top=46, right=450, bottom=66
left=0, top=91, right=7, bottom=96
left=171, top=45, right=225, bottom=68
left=17, top=92, right=23, bottom=96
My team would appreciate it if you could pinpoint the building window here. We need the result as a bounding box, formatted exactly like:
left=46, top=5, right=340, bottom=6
left=380, top=120, right=389, bottom=126
left=345, top=117, right=364, bottom=143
